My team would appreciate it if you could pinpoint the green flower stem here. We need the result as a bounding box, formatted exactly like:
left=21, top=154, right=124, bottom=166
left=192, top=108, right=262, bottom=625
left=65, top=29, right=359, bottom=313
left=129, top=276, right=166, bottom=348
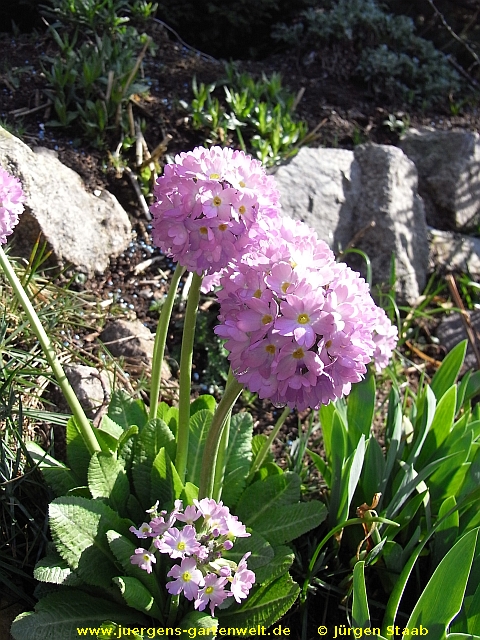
left=198, top=376, right=244, bottom=500
left=212, top=369, right=236, bottom=502
left=246, top=405, right=290, bottom=483
left=175, top=271, right=203, bottom=484
left=0, top=246, right=100, bottom=456
left=149, top=263, right=185, bottom=421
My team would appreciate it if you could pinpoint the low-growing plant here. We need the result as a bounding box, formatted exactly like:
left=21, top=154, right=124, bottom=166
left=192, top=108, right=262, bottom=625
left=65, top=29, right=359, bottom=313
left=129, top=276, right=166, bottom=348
left=186, top=66, right=309, bottom=167
left=272, top=0, right=463, bottom=107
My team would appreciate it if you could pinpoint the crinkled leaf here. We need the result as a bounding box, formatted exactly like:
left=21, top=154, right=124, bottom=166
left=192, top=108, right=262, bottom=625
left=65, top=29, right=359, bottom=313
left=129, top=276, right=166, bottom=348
left=48, top=496, right=130, bottom=588
left=87, top=452, right=130, bottom=514
left=132, top=418, right=175, bottom=509
left=96, top=415, right=124, bottom=452
left=151, top=447, right=184, bottom=508
left=222, top=412, right=253, bottom=507
left=224, top=531, right=274, bottom=571
left=249, top=501, right=327, bottom=545
left=33, top=549, right=81, bottom=586
left=107, top=389, right=148, bottom=431
left=66, top=417, right=91, bottom=486
left=113, top=576, right=162, bottom=618
left=217, top=572, right=299, bottom=630
left=236, top=472, right=301, bottom=527
left=253, top=545, right=295, bottom=586
left=10, top=590, right=148, bottom=640
left=190, top=394, right=217, bottom=415
left=186, top=409, right=214, bottom=487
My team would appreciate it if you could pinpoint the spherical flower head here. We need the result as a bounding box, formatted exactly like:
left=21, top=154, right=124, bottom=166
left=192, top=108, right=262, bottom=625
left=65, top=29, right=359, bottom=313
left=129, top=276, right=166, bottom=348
left=130, top=548, right=156, bottom=574
left=167, top=556, right=205, bottom=601
left=0, top=167, right=25, bottom=244
left=150, top=146, right=280, bottom=276
left=215, top=216, right=397, bottom=410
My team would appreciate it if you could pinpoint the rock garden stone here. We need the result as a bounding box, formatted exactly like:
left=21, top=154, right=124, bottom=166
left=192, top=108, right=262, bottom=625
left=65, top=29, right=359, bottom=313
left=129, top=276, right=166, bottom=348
left=429, top=229, right=480, bottom=278
left=0, top=126, right=132, bottom=274
left=400, top=127, right=480, bottom=230
left=64, top=364, right=112, bottom=418
left=436, top=310, right=480, bottom=372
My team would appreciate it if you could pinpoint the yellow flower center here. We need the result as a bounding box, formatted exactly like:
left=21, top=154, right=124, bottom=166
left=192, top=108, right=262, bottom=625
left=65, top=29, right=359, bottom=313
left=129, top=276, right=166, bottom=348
left=143, top=554, right=150, bottom=561
left=290, top=260, right=297, bottom=269
left=182, top=571, right=192, bottom=582
left=261, top=314, right=273, bottom=325
left=281, top=282, right=291, bottom=294
left=213, top=196, right=222, bottom=207
left=265, top=344, right=276, bottom=354
left=200, top=226, right=208, bottom=235
left=293, top=347, right=305, bottom=359
left=218, top=223, right=228, bottom=231
left=239, top=180, right=246, bottom=188
left=205, top=586, right=214, bottom=594
left=253, top=289, right=262, bottom=299
left=238, top=205, right=246, bottom=215
left=210, top=173, right=220, bottom=179
left=325, top=339, right=332, bottom=349
left=297, top=313, right=310, bottom=325
left=177, top=541, right=186, bottom=550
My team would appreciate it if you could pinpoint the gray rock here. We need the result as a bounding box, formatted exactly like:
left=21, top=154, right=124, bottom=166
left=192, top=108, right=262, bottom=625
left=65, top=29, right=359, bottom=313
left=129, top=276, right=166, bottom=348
left=99, top=318, right=171, bottom=381
left=436, top=310, right=480, bottom=372
left=352, top=143, right=428, bottom=303
left=0, top=126, right=131, bottom=274
left=64, top=364, right=111, bottom=418
left=400, top=127, right=480, bottom=230
left=273, top=147, right=360, bottom=251
left=429, top=229, right=480, bottom=278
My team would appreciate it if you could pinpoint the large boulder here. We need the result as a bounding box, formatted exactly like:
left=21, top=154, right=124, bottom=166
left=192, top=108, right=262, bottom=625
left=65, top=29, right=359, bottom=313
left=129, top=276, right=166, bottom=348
left=400, top=127, right=480, bottom=230
left=429, top=229, right=480, bottom=278
left=0, top=127, right=131, bottom=274
left=273, top=147, right=361, bottom=251
left=352, top=143, right=428, bottom=303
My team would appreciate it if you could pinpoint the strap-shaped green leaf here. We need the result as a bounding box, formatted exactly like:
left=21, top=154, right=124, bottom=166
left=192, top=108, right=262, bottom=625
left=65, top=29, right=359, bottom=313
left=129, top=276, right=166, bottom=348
left=352, top=561, right=370, bottom=629
left=347, top=370, right=376, bottom=448
left=49, top=496, right=130, bottom=589
left=10, top=590, right=149, bottom=640
left=430, top=340, right=467, bottom=401
left=404, top=528, right=478, bottom=637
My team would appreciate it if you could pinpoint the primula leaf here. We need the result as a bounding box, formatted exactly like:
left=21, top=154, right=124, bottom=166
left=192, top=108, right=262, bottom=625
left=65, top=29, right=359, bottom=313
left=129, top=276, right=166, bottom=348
left=95, top=415, right=124, bottom=452
left=190, top=394, right=217, bottom=414
left=224, top=531, right=274, bottom=572
left=249, top=501, right=327, bottom=545
left=10, top=590, right=149, bottom=640
left=430, top=340, right=467, bottom=401
left=34, top=548, right=82, bottom=586
left=253, top=545, right=295, bottom=586
left=48, top=496, right=130, bottom=589
left=132, top=418, right=175, bottom=509
left=222, top=412, right=253, bottom=508
left=87, top=452, right=130, bottom=514
left=251, top=434, right=274, bottom=466
left=113, top=576, right=162, bottom=618
left=66, top=417, right=91, bottom=485
left=186, top=409, right=214, bottom=487
left=150, top=447, right=184, bottom=508
left=404, top=528, right=478, bottom=636
left=236, top=472, right=301, bottom=526
left=217, top=572, right=299, bottom=630
left=107, top=389, right=148, bottom=431
left=106, top=530, right=165, bottom=610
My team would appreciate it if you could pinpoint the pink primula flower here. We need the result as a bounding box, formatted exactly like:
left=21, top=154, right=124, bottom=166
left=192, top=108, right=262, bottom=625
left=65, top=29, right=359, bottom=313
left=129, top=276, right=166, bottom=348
left=195, top=574, right=232, bottom=616
left=0, top=167, right=25, bottom=244
left=166, top=557, right=205, bottom=601
left=156, top=524, right=202, bottom=559
left=130, top=548, right=156, bottom=574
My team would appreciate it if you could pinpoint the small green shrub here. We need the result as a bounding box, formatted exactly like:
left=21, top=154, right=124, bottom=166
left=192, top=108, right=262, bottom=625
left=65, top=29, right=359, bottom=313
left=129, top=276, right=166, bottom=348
left=272, top=0, right=462, bottom=107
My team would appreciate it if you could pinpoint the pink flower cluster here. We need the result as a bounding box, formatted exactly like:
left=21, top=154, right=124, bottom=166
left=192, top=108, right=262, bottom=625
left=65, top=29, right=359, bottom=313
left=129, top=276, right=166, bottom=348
left=130, top=498, right=255, bottom=616
left=149, top=146, right=280, bottom=276
left=215, top=216, right=397, bottom=410
left=0, top=167, right=25, bottom=244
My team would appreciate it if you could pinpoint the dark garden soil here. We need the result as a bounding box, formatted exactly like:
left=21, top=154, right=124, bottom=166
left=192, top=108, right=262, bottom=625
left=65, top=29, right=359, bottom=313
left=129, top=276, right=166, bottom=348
left=0, top=18, right=479, bottom=639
